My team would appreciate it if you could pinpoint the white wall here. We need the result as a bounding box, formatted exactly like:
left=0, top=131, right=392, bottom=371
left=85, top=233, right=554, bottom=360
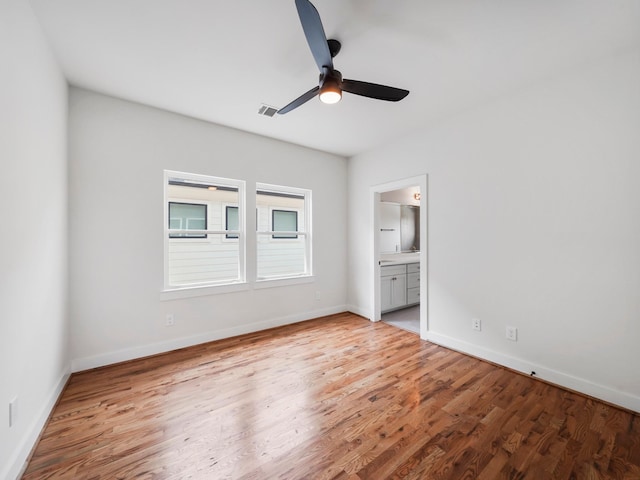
left=0, top=0, right=69, bottom=478
left=348, top=49, right=640, bottom=412
left=68, top=88, right=348, bottom=370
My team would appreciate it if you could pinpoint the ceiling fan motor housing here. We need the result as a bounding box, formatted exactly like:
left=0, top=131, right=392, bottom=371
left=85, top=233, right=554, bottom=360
left=320, top=69, right=342, bottom=88
left=327, top=39, right=341, bottom=58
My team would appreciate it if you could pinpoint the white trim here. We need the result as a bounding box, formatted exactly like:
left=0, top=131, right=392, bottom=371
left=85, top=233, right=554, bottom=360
left=346, top=304, right=370, bottom=319
left=164, top=170, right=246, bottom=290
left=256, top=182, right=312, bottom=279
left=371, top=190, right=381, bottom=323
left=370, top=175, right=428, bottom=339
left=160, top=281, right=249, bottom=301
left=2, top=369, right=70, bottom=480
left=257, top=231, right=307, bottom=236
left=71, top=305, right=349, bottom=373
left=254, top=274, right=314, bottom=289
left=427, top=331, right=640, bottom=413
left=256, top=183, right=310, bottom=198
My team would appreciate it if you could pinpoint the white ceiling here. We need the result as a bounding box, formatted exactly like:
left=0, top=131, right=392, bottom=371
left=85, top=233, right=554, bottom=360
left=30, top=0, right=640, bottom=157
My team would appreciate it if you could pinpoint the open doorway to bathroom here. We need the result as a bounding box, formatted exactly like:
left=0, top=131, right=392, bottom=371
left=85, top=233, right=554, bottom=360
left=371, top=175, right=428, bottom=339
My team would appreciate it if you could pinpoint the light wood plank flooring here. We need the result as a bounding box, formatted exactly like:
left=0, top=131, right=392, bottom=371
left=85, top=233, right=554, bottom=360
left=23, top=312, right=640, bottom=479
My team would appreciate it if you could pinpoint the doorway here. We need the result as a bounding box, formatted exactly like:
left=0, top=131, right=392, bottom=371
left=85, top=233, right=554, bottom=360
left=370, top=175, right=427, bottom=339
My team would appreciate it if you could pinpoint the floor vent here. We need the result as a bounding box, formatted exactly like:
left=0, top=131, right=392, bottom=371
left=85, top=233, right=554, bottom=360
left=257, top=104, right=278, bottom=117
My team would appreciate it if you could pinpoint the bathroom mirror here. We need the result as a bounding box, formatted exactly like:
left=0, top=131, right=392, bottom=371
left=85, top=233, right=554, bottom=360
left=379, top=186, right=421, bottom=254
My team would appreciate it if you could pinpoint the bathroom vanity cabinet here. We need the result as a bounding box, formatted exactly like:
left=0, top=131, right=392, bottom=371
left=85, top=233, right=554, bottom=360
left=381, top=262, right=420, bottom=313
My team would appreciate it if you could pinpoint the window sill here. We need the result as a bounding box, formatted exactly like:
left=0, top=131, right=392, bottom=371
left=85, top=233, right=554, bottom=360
left=160, top=275, right=315, bottom=300
left=160, top=281, right=249, bottom=301
left=254, top=275, right=315, bottom=289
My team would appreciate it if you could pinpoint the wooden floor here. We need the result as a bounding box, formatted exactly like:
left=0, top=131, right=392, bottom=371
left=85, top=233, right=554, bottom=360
left=24, top=313, right=640, bottom=479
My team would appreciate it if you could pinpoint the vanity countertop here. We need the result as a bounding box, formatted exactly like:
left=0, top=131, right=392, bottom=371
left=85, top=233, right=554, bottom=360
left=379, top=252, right=420, bottom=266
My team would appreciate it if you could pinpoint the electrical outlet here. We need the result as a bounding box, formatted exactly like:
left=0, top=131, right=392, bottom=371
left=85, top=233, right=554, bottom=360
left=471, top=318, right=481, bottom=331
left=315, top=291, right=321, bottom=301
left=9, top=397, right=17, bottom=427
left=165, top=314, right=175, bottom=327
left=506, top=326, right=518, bottom=341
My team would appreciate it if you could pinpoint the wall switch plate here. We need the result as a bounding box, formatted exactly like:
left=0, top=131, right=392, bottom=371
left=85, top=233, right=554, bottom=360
left=506, top=326, right=518, bottom=341
left=165, top=314, right=175, bottom=326
left=315, top=291, right=321, bottom=300
left=471, top=318, right=481, bottom=331
left=9, top=397, right=17, bottom=427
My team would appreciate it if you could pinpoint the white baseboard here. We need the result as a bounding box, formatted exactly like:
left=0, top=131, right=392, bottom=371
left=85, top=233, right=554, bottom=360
left=71, top=305, right=349, bottom=372
left=426, top=331, right=640, bottom=414
left=346, top=304, right=370, bottom=319
left=2, top=368, right=70, bottom=480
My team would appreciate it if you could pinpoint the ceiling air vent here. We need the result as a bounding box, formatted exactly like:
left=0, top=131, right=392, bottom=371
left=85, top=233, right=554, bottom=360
left=257, top=104, right=278, bottom=117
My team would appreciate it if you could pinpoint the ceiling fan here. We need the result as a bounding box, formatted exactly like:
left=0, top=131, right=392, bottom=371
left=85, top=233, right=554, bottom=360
left=277, top=0, right=410, bottom=114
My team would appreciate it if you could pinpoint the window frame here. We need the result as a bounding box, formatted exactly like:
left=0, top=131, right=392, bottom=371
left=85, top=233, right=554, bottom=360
left=163, top=170, right=246, bottom=293
left=162, top=174, right=313, bottom=298
left=256, top=183, right=312, bottom=282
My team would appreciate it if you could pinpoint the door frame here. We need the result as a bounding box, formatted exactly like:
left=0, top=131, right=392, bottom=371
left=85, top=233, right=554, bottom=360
left=370, top=174, right=428, bottom=339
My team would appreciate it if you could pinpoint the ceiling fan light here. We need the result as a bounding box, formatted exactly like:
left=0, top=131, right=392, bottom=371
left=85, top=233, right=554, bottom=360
left=319, top=71, right=342, bottom=104
left=319, top=88, right=341, bottom=104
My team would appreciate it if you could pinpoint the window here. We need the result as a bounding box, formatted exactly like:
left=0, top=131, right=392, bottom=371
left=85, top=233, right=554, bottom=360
left=169, top=202, right=207, bottom=238
left=163, top=172, right=311, bottom=293
left=272, top=210, right=298, bottom=239
left=164, top=171, right=245, bottom=289
left=256, top=184, right=311, bottom=280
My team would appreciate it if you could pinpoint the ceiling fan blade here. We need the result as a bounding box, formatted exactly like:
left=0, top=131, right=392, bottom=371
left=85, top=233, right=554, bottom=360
left=277, top=86, right=320, bottom=114
left=342, top=79, right=409, bottom=102
left=295, top=0, right=333, bottom=71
